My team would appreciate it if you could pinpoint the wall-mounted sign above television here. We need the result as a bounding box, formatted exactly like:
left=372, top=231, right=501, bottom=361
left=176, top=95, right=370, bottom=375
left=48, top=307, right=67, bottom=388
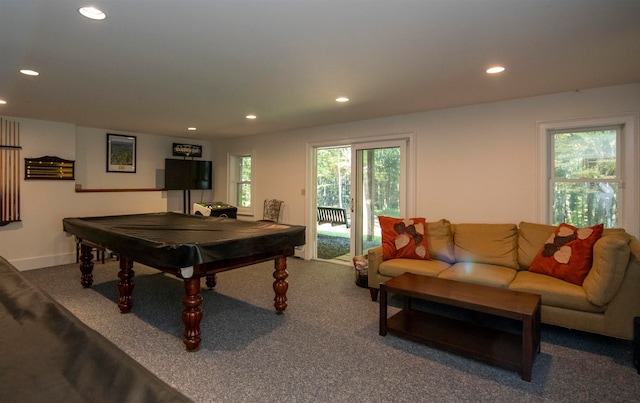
left=172, top=143, right=202, bottom=157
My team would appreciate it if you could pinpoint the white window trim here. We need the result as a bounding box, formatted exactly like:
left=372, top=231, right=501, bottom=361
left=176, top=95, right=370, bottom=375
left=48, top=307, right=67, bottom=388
left=537, top=113, right=639, bottom=237
left=227, top=152, right=254, bottom=217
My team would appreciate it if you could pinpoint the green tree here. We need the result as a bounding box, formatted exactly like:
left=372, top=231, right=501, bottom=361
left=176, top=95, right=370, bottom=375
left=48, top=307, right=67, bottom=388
left=552, top=129, right=618, bottom=228
left=316, top=146, right=400, bottom=219
left=317, top=147, right=350, bottom=208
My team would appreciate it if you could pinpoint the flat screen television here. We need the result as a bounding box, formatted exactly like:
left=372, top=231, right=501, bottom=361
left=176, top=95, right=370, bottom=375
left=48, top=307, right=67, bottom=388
left=165, top=159, right=212, bottom=190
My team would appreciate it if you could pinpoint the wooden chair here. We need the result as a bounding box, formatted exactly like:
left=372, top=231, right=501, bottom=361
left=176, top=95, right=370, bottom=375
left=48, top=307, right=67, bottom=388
left=262, top=199, right=284, bottom=223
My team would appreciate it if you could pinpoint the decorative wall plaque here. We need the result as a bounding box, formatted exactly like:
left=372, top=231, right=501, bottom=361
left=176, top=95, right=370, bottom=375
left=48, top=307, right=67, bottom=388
left=25, top=156, right=75, bottom=180
left=173, top=143, right=202, bottom=157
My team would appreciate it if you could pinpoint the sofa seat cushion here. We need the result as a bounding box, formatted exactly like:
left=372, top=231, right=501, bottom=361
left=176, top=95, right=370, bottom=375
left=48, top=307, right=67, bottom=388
left=379, top=258, right=451, bottom=278
left=453, top=223, right=519, bottom=269
left=509, top=271, right=605, bottom=313
left=437, top=262, right=517, bottom=288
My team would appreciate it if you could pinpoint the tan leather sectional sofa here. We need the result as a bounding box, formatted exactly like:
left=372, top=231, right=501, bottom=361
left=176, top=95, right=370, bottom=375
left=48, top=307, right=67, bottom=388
left=368, top=220, right=640, bottom=340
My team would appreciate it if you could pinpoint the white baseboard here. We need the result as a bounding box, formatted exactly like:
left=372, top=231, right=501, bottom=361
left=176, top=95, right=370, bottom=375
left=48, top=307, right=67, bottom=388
left=11, top=252, right=76, bottom=271
left=294, top=245, right=305, bottom=259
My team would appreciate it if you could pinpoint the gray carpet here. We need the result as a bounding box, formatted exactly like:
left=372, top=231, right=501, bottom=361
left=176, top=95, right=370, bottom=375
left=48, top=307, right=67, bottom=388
left=23, top=258, right=640, bottom=402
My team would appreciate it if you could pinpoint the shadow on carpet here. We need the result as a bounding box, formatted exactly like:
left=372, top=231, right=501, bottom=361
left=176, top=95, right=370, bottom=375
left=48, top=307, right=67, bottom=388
left=91, top=273, right=284, bottom=352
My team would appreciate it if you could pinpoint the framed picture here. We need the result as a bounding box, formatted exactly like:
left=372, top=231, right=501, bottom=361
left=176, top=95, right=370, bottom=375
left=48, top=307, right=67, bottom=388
left=106, top=133, right=136, bottom=173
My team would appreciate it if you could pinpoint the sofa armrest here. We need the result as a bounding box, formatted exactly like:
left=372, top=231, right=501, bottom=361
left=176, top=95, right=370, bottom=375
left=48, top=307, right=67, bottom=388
left=599, top=235, right=640, bottom=339
left=629, top=236, right=640, bottom=261
left=368, top=246, right=384, bottom=275
left=367, top=246, right=384, bottom=288
left=583, top=234, right=631, bottom=306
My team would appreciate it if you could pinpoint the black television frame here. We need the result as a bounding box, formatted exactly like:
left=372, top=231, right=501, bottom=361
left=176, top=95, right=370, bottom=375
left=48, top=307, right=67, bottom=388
left=164, top=159, right=212, bottom=190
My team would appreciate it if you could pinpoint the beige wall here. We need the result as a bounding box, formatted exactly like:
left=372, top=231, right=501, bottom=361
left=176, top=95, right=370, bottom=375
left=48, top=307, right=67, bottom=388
left=0, top=119, right=212, bottom=270
left=211, top=84, right=640, bottom=260
left=1, top=83, right=638, bottom=268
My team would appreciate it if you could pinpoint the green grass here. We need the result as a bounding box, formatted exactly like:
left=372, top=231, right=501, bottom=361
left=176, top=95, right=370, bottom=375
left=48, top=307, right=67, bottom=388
left=316, top=232, right=381, bottom=259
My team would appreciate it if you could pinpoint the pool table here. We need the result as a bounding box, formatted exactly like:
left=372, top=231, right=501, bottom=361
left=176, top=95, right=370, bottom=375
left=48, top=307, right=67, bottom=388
left=63, top=212, right=306, bottom=351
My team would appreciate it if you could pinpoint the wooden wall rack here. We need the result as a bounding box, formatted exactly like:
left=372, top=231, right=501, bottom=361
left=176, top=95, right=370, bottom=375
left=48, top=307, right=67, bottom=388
left=25, top=156, right=75, bottom=180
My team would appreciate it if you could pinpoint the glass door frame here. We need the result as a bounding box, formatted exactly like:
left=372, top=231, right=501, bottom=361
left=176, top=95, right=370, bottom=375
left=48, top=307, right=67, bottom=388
left=306, top=132, right=416, bottom=262
left=351, top=139, right=410, bottom=256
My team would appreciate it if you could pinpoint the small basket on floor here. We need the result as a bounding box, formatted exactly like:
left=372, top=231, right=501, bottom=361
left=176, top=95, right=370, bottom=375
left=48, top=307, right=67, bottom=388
left=353, top=255, right=369, bottom=288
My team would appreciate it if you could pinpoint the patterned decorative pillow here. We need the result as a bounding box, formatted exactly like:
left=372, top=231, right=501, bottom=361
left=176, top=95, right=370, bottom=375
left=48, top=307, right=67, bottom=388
left=379, top=216, right=430, bottom=260
left=529, top=223, right=604, bottom=285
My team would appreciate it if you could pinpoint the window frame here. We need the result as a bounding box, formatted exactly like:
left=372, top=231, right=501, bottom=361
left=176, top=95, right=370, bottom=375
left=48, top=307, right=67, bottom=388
left=227, top=153, right=253, bottom=216
left=537, top=113, right=639, bottom=237
left=548, top=124, right=621, bottom=228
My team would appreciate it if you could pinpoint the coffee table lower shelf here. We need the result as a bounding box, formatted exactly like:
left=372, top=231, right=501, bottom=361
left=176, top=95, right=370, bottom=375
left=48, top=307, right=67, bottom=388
left=386, top=309, right=523, bottom=374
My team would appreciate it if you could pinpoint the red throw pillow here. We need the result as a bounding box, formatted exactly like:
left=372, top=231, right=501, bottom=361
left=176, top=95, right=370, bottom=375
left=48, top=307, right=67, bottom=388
left=529, top=223, right=604, bottom=285
left=379, top=216, right=430, bottom=260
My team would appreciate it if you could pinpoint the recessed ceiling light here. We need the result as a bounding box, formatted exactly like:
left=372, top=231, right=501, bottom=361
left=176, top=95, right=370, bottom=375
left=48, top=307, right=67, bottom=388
left=246, top=115, right=257, bottom=120
left=20, top=69, right=39, bottom=76
left=0, top=100, right=7, bottom=105
left=336, top=97, right=349, bottom=102
left=187, top=127, right=197, bottom=131
left=79, top=6, right=107, bottom=20
left=486, top=66, right=505, bottom=74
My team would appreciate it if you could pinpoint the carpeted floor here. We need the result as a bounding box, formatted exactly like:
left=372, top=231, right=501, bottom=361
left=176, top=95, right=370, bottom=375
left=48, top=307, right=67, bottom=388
left=23, top=259, right=640, bottom=402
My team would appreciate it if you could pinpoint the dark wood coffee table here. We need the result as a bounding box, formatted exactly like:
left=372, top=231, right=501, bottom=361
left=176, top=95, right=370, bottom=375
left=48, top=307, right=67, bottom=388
left=380, top=273, right=541, bottom=381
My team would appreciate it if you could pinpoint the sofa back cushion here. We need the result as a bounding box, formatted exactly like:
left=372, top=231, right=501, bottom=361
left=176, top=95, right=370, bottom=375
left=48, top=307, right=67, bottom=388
left=453, top=223, right=519, bottom=269
left=582, top=233, right=631, bottom=306
left=518, top=222, right=557, bottom=269
left=426, top=219, right=455, bottom=263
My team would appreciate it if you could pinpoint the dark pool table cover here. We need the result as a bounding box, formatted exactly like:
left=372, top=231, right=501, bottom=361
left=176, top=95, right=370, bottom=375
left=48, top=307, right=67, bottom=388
left=0, top=255, right=192, bottom=402
left=63, top=212, right=306, bottom=270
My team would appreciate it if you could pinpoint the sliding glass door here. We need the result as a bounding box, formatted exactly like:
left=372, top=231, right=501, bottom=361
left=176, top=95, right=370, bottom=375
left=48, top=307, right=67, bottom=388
left=351, top=140, right=406, bottom=256
left=313, top=138, right=408, bottom=261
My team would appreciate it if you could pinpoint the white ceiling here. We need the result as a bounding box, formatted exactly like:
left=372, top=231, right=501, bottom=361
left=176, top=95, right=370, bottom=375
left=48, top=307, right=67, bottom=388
left=1, top=0, right=639, bottom=140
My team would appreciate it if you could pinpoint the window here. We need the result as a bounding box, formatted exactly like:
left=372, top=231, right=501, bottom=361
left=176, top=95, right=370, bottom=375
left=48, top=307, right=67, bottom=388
left=537, top=113, right=638, bottom=237
left=550, top=126, right=620, bottom=228
left=228, top=154, right=252, bottom=214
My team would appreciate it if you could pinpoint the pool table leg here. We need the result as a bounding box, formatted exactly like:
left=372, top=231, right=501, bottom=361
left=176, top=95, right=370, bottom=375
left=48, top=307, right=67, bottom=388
left=79, top=243, right=94, bottom=288
left=117, top=257, right=135, bottom=313
left=273, top=256, right=288, bottom=313
left=182, top=277, right=203, bottom=351
left=205, top=274, right=217, bottom=289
